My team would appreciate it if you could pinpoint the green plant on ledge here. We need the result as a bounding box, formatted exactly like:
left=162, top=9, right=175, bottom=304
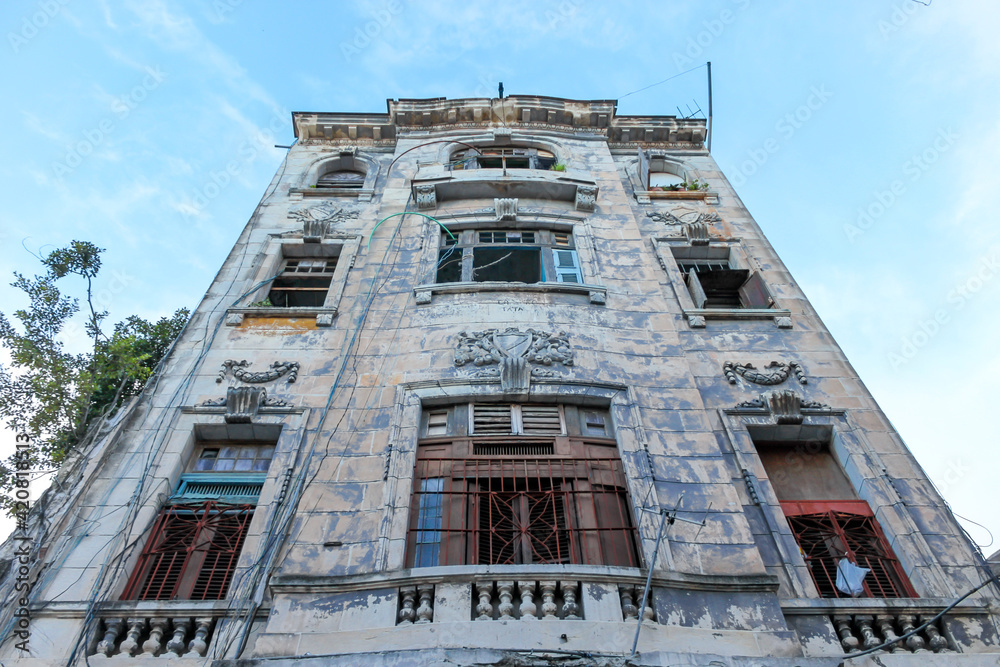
left=653, top=179, right=710, bottom=192
left=550, top=163, right=567, bottom=171
left=248, top=297, right=272, bottom=307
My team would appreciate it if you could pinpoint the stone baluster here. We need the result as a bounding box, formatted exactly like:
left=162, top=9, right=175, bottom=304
left=397, top=586, right=417, bottom=625
left=539, top=581, right=558, bottom=620
left=184, top=618, right=215, bottom=657
left=560, top=581, right=580, bottom=620
left=142, top=618, right=170, bottom=657
left=475, top=582, right=494, bottom=620
left=517, top=581, right=538, bottom=620
left=619, top=585, right=638, bottom=620
left=875, top=614, right=902, bottom=653
left=496, top=581, right=515, bottom=619
left=166, top=618, right=191, bottom=655
left=119, top=618, right=147, bottom=657
left=833, top=615, right=860, bottom=651
left=95, top=618, right=125, bottom=657
left=898, top=614, right=927, bottom=652
left=854, top=615, right=880, bottom=650
left=634, top=585, right=655, bottom=623
left=416, top=584, right=435, bottom=624
left=920, top=615, right=950, bottom=652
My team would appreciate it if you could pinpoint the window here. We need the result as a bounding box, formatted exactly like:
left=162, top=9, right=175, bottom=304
left=753, top=438, right=915, bottom=598
left=316, top=169, right=365, bottom=189
left=407, top=403, right=638, bottom=568
left=669, top=244, right=774, bottom=310
left=450, top=147, right=556, bottom=171
left=122, top=442, right=273, bottom=601
left=436, top=229, right=582, bottom=284
left=266, top=245, right=342, bottom=308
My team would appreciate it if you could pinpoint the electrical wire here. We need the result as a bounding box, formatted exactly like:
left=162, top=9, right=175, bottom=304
left=618, top=64, right=706, bottom=101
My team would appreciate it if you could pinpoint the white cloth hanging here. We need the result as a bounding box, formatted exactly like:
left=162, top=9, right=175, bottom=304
left=836, top=558, right=870, bottom=597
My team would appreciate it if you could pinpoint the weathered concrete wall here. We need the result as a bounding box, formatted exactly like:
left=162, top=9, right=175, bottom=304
left=4, top=96, right=998, bottom=665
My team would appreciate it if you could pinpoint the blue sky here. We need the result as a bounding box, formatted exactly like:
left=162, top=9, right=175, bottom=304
left=2, top=1, right=999, bottom=551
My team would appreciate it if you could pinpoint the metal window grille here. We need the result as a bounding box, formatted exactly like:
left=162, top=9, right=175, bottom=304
left=471, top=404, right=564, bottom=436
left=268, top=258, right=337, bottom=307
left=122, top=501, right=254, bottom=601
left=782, top=502, right=915, bottom=598
left=408, top=442, right=639, bottom=568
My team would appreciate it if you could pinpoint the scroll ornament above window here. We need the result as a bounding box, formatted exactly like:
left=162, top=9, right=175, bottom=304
left=455, top=328, right=573, bottom=392
left=724, top=361, right=807, bottom=386
left=288, top=203, right=360, bottom=241
left=216, top=360, right=299, bottom=384
left=646, top=209, right=721, bottom=226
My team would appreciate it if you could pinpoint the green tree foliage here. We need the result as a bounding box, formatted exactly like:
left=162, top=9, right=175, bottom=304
left=0, top=241, right=188, bottom=501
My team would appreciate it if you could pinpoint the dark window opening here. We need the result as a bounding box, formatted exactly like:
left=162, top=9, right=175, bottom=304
left=450, top=147, right=557, bottom=171
left=436, top=229, right=579, bottom=284
left=673, top=250, right=773, bottom=310
left=268, top=258, right=337, bottom=307
left=317, top=169, right=365, bottom=189
left=473, top=247, right=541, bottom=283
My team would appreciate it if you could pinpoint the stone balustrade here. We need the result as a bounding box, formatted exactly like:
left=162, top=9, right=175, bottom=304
left=394, top=578, right=657, bottom=624
left=832, top=613, right=954, bottom=654
left=91, top=616, right=217, bottom=659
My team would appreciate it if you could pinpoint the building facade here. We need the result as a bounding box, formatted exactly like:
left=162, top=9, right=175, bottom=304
left=2, top=95, right=998, bottom=666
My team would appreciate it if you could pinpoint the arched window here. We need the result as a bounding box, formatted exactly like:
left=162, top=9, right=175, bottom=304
left=450, top=146, right=557, bottom=171
left=316, top=169, right=365, bottom=189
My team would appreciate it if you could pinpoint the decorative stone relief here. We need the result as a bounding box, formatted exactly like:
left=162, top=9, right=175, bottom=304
left=774, top=316, right=793, bottom=329
left=646, top=208, right=721, bottom=226
left=687, top=315, right=706, bottom=328
left=733, top=389, right=831, bottom=423
left=575, top=185, right=597, bottom=212
left=494, top=197, right=518, bottom=221
left=724, top=361, right=807, bottom=386
left=683, top=221, right=710, bottom=245
left=289, top=202, right=360, bottom=241
left=225, top=386, right=265, bottom=423
left=455, top=328, right=573, bottom=392
left=415, top=184, right=437, bottom=209
left=216, top=360, right=299, bottom=384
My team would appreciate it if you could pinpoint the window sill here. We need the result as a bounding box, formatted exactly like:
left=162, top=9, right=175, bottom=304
left=682, top=307, right=792, bottom=329
left=289, top=187, right=373, bottom=202
left=225, top=307, right=338, bottom=326
left=414, top=281, right=607, bottom=305
left=638, top=190, right=719, bottom=204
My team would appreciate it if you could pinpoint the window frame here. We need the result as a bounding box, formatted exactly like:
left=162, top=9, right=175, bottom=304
left=654, top=238, right=791, bottom=327
left=435, top=228, right=580, bottom=285
left=449, top=146, right=558, bottom=171
left=227, top=237, right=360, bottom=326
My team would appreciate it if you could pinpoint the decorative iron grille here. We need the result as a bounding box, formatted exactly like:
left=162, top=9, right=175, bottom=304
left=782, top=501, right=915, bottom=598
left=122, top=501, right=254, bottom=601
left=408, top=438, right=639, bottom=568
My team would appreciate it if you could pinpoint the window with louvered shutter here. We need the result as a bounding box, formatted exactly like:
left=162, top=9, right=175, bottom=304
left=519, top=404, right=563, bottom=435
left=472, top=404, right=513, bottom=434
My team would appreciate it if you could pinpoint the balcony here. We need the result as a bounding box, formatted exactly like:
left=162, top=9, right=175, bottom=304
left=410, top=164, right=598, bottom=212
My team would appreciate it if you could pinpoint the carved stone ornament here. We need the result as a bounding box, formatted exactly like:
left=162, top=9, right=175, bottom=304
left=289, top=203, right=360, bottom=241
left=724, top=361, right=807, bottom=386
left=415, top=184, right=437, bottom=210
left=216, top=360, right=299, bottom=384
left=575, top=185, right=597, bottom=212
left=683, top=221, right=710, bottom=245
left=733, top=389, right=831, bottom=423
left=494, top=198, right=518, bottom=221
left=200, top=392, right=288, bottom=409
left=455, top=328, right=573, bottom=392
left=646, top=207, right=721, bottom=226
